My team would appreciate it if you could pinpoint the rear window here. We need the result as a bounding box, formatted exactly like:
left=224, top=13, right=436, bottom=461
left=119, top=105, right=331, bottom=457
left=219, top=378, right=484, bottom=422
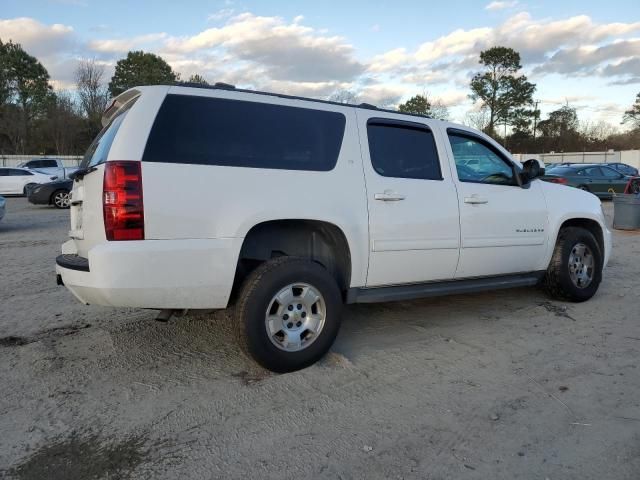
left=142, top=94, right=346, bottom=171
left=80, top=100, right=136, bottom=168
left=367, top=121, right=441, bottom=180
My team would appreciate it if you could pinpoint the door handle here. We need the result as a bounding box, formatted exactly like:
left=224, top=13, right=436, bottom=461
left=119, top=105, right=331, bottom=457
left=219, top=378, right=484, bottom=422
left=374, top=191, right=406, bottom=201
left=464, top=195, right=488, bottom=205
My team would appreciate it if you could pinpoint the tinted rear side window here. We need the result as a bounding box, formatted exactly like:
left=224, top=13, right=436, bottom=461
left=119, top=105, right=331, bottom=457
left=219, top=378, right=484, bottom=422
left=80, top=99, right=136, bottom=168
left=367, top=121, right=441, bottom=180
left=143, top=94, right=346, bottom=171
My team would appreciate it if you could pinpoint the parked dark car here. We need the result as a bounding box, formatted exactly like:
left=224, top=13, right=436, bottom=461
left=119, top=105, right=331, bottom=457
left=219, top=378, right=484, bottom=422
left=542, top=164, right=631, bottom=198
left=27, top=179, right=73, bottom=208
left=603, top=162, right=638, bottom=177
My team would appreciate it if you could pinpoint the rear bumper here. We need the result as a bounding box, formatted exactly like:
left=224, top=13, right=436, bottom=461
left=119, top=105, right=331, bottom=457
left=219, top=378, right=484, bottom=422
left=56, top=238, right=243, bottom=309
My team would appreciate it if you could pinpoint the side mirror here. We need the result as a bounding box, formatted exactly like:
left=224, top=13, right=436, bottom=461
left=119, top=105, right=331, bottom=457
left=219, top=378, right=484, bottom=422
left=521, top=159, right=544, bottom=184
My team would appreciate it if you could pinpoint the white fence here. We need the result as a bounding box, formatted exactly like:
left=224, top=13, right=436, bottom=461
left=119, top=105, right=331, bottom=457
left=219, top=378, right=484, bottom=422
left=0, top=155, right=82, bottom=168
left=512, top=150, right=640, bottom=169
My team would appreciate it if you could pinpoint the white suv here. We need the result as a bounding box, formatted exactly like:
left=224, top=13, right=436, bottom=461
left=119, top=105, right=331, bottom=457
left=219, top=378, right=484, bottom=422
left=56, top=84, right=612, bottom=372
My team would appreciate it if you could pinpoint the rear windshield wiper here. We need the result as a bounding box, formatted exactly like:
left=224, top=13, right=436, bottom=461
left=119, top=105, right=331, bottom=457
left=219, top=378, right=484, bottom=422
left=70, top=166, right=98, bottom=181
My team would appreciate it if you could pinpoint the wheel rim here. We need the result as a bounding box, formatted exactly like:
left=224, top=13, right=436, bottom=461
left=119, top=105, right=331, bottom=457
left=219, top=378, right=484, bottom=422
left=265, top=283, right=326, bottom=352
left=568, top=242, right=595, bottom=289
left=54, top=191, right=70, bottom=208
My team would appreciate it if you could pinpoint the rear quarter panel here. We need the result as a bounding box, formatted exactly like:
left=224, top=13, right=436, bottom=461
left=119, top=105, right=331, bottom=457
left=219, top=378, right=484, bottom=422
left=141, top=88, right=370, bottom=287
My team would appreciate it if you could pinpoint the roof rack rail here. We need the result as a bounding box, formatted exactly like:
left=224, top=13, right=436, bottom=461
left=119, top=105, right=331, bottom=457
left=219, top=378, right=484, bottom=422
left=169, top=82, right=432, bottom=120
left=213, top=82, right=236, bottom=90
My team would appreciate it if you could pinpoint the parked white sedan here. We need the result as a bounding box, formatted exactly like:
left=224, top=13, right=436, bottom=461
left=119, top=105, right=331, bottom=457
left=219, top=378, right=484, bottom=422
left=0, top=167, right=56, bottom=195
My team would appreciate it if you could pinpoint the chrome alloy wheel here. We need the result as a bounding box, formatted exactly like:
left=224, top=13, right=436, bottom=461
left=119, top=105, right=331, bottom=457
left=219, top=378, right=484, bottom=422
left=53, top=191, right=71, bottom=208
left=265, top=283, right=326, bottom=352
left=568, top=242, right=594, bottom=289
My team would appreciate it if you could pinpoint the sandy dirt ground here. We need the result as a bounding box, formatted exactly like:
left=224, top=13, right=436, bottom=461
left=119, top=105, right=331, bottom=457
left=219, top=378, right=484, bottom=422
left=0, top=196, right=638, bottom=480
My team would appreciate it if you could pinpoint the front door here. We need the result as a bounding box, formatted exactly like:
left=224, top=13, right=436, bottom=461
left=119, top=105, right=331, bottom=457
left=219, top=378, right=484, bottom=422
left=357, top=112, right=460, bottom=287
left=444, top=129, right=549, bottom=279
left=600, top=166, right=629, bottom=193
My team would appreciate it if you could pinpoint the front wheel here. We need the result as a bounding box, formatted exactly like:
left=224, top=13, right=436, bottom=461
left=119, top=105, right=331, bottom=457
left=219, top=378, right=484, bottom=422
left=543, top=227, right=602, bottom=302
left=234, top=257, right=342, bottom=372
left=51, top=189, right=71, bottom=209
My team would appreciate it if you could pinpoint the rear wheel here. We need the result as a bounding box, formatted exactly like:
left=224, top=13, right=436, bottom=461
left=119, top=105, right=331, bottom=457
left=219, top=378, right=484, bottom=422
left=234, top=256, right=342, bottom=372
left=51, top=189, right=71, bottom=209
left=543, top=227, right=602, bottom=302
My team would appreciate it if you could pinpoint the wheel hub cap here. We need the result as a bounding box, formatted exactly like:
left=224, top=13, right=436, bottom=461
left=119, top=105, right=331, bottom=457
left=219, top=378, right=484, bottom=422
left=265, top=283, right=326, bottom=352
left=568, top=242, right=594, bottom=289
left=55, top=192, right=70, bottom=208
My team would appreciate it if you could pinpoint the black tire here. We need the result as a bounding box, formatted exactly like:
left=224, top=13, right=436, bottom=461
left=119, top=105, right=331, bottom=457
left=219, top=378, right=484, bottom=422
left=543, top=227, right=602, bottom=302
left=234, top=256, right=342, bottom=372
left=50, top=189, right=71, bottom=209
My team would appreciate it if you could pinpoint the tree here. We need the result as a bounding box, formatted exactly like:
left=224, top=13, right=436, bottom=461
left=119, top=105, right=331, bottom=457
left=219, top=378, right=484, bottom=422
left=39, top=91, right=83, bottom=155
left=328, top=89, right=358, bottom=104
left=429, top=99, right=450, bottom=121
left=623, top=92, right=640, bottom=128
left=398, top=94, right=431, bottom=115
left=538, top=105, right=578, bottom=138
left=75, top=59, right=110, bottom=135
left=463, top=107, right=491, bottom=132
left=0, top=39, right=52, bottom=152
left=469, top=46, right=536, bottom=134
left=187, top=74, right=209, bottom=85
left=108, top=51, right=177, bottom=97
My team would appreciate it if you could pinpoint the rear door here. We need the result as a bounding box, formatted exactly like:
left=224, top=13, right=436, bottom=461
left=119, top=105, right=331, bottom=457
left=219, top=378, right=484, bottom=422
left=10, top=169, right=34, bottom=193
left=357, top=112, right=460, bottom=287
left=444, top=128, right=548, bottom=279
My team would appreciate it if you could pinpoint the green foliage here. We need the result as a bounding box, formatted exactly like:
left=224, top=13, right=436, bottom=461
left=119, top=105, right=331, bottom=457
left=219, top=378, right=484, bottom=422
left=398, top=95, right=431, bottom=115
left=469, top=46, right=536, bottom=134
left=537, top=105, right=579, bottom=138
left=108, top=51, right=177, bottom=96
left=0, top=38, right=52, bottom=152
left=623, top=92, right=640, bottom=128
left=0, top=39, right=51, bottom=115
left=187, top=74, right=209, bottom=85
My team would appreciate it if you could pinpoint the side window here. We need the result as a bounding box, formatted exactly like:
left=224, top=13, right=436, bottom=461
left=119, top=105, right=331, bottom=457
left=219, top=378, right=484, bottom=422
left=41, top=159, right=57, bottom=168
left=10, top=169, right=32, bottom=176
left=143, top=95, right=346, bottom=171
left=583, top=167, right=602, bottom=176
left=367, top=122, right=441, bottom=180
left=448, top=132, right=516, bottom=185
left=0, top=170, right=8, bottom=176
left=601, top=167, right=621, bottom=178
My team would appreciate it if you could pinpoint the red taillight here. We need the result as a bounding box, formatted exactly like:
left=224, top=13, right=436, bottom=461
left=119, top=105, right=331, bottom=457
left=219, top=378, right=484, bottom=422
left=547, top=177, right=568, bottom=184
left=103, top=161, right=144, bottom=241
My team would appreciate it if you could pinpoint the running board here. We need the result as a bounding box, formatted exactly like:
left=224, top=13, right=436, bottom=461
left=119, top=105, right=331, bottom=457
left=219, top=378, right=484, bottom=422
left=346, top=272, right=545, bottom=304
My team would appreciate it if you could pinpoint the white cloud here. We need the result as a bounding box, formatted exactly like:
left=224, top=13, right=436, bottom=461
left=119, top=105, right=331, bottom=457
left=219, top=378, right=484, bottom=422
left=159, top=13, right=364, bottom=82
left=0, top=17, right=75, bottom=57
left=485, top=1, right=518, bottom=11
left=88, top=33, right=167, bottom=53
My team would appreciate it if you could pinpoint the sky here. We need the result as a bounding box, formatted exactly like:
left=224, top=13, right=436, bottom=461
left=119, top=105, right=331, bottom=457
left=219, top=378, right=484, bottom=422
left=1, top=0, right=639, bottom=125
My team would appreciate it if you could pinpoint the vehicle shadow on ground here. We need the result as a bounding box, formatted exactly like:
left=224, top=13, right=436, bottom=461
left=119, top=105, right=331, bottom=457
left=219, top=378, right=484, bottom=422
left=96, top=285, right=552, bottom=383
